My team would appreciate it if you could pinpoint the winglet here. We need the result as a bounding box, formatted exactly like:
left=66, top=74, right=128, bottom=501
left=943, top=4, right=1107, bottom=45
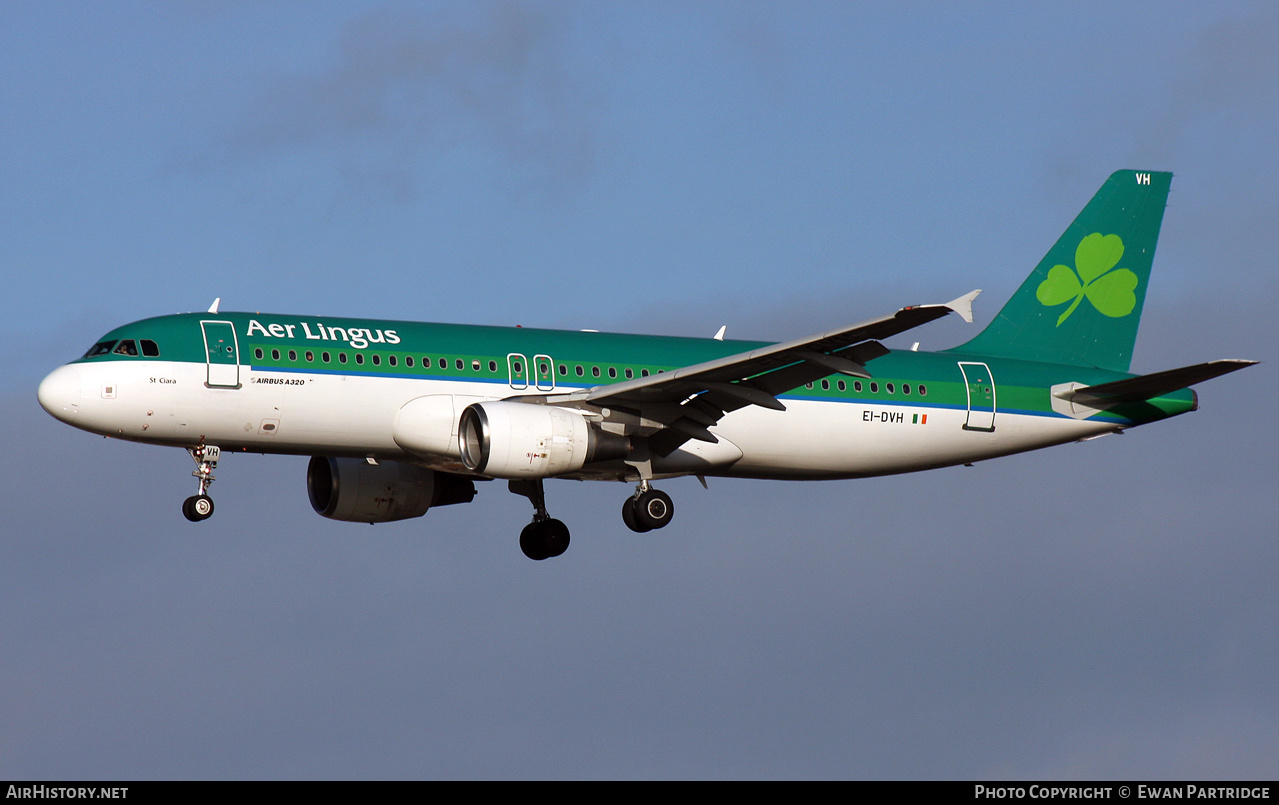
left=945, top=290, right=980, bottom=324
left=208, top=297, right=221, bottom=314
left=713, top=325, right=727, bottom=341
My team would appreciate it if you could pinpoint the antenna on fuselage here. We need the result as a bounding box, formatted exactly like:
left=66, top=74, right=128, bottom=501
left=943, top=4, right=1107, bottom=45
left=207, top=298, right=221, bottom=314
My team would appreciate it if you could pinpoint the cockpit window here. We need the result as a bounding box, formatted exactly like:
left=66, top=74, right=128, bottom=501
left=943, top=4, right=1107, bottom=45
left=113, top=340, right=139, bottom=356
left=84, top=340, right=117, bottom=358
left=140, top=340, right=160, bottom=357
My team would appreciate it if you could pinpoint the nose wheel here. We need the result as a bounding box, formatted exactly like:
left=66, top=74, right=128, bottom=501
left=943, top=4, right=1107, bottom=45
left=183, top=445, right=220, bottom=522
left=182, top=494, right=215, bottom=522
left=622, top=484, right=674, bottom=533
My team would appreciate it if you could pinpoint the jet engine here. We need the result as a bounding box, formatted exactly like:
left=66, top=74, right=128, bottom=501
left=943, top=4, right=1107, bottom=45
left=307, top=456, right=476, bottom=523
left=458, top=401, right=630, bottom=478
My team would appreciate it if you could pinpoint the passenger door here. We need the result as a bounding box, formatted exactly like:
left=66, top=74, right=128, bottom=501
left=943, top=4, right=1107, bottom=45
left=957, top=361, right=995, bottom=431
left=202, top=321, right=240, bottom=388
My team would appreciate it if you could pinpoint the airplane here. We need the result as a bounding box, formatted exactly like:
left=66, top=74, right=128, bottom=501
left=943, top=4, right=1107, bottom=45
left=38, top=170, right=1254, bottom=560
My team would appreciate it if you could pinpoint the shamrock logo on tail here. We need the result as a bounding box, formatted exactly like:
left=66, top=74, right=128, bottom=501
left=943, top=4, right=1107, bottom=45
left=1036, top=233, right=1139, bottom=326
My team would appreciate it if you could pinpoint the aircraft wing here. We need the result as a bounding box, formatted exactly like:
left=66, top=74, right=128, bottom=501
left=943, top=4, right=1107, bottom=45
left=539, top=290, right=980, bottom=455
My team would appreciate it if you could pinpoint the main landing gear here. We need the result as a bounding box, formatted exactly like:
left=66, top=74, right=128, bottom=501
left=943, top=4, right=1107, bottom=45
left=182, top=444, right=220, bottom=522
left=507, top=479, right=676, bottom=561
left=622, top=482, right=674, bottom=533
left=509, top=479, right=570, bottom=561
left=503, top=476, right=675, bottom=557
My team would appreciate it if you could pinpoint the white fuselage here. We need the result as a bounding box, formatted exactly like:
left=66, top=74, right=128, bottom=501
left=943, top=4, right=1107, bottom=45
left=38, top=356, right=1114, bottom=483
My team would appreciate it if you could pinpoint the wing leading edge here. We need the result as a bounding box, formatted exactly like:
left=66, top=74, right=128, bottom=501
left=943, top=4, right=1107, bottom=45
left=534, top=290, right=980, bottom=455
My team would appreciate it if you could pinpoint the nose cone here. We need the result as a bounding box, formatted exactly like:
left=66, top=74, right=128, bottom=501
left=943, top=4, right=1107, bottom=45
left=38, top=364, right=82, bottom=423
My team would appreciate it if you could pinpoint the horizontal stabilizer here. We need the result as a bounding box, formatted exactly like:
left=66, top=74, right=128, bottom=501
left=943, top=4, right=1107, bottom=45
left=1058, top=360, right=1257, bottom=405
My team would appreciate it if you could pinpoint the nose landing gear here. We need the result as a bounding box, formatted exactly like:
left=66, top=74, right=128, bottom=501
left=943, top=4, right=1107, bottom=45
left=183, top=444, right=220, bottom=522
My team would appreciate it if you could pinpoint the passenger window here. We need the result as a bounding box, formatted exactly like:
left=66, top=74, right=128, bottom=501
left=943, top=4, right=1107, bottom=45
left=576, top=366, right=584, bottom=377
left=388, top=355, right=397, bottom=366
left=455, top=359, right=463, bottom=370
left=472, top=360, right=481, bottom=371
left=140, top=340, right=160, bottom=357
left=339, top=353, right=347, bottom=364
left=821, top=379, right=830, bottom=390
left=870, top=382, right=879, bottom=393
left=488, top=360, right=497, bottom=372
left=854, top=381, right=862, bottom=392
left=886, top=383, right=894, bottom=394
left=422, top=357, right=431, bottom=368
left=902, top=384, right=911, bottom=395
left=254, top=348, right=264, bottom=360
left=305, top=351, right=314, bottom=362
left=288, top=350, right=297, bottom=361
left=592, top=366, right=600, bottom=378
left=608, top=367, right=617, bottom=379
left=322, top=352, right=331, bottom=363
left=406, top=356, right=414, bottom=368
left=355, top=354, right=364, bottom=365
left=113, top=340, right=139, bottom=356
left=837, top=380, right=846, bottom=391
left=271, top=349, right=280, bottom=360
left=919, top=384, right=927, bottom=396
left=371, top=354, right=380, bottom=366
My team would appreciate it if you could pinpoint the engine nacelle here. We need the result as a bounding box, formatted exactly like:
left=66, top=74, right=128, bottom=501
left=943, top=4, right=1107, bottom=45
left=307, top=456, right=477, bottom=523
left=458, top=401, right=630, bottom=479
left=392, top=394, right=487, bottom=458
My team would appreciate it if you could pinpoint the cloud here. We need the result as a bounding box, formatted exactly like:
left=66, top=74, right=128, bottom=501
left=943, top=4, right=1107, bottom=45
left=190, top=2, right=603, bottom=200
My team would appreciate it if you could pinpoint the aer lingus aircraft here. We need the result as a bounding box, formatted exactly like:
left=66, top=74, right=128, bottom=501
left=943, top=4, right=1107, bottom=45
left=38, top=170, right=1254, bottom=560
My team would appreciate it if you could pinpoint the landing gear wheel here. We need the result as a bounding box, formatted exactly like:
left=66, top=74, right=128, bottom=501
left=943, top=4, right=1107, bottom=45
left=520, top=518, right=570, bottom=561
left=622, top=497, right=652, bottom=533
left=183, top=494, right=214, bottom=522
left=633, top=489, right=674, bottom=530
left=184, top=445, right=220, bottom=522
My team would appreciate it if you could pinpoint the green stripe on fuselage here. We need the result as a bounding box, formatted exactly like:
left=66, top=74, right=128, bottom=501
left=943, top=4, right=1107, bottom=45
left=74, top=311, right=1193, bottom=427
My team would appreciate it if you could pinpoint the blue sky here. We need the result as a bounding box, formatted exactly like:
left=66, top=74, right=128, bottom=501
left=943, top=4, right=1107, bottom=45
left=3, top=1, right=1276, bottom=779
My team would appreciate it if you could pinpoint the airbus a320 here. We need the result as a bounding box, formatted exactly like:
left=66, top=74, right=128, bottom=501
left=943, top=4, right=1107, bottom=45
left=38, top=171, right=1254, bottom=560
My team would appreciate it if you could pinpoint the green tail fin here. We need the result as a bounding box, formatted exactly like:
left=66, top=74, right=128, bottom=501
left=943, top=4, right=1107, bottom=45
left=950, top=170, right=1172, bottom=372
